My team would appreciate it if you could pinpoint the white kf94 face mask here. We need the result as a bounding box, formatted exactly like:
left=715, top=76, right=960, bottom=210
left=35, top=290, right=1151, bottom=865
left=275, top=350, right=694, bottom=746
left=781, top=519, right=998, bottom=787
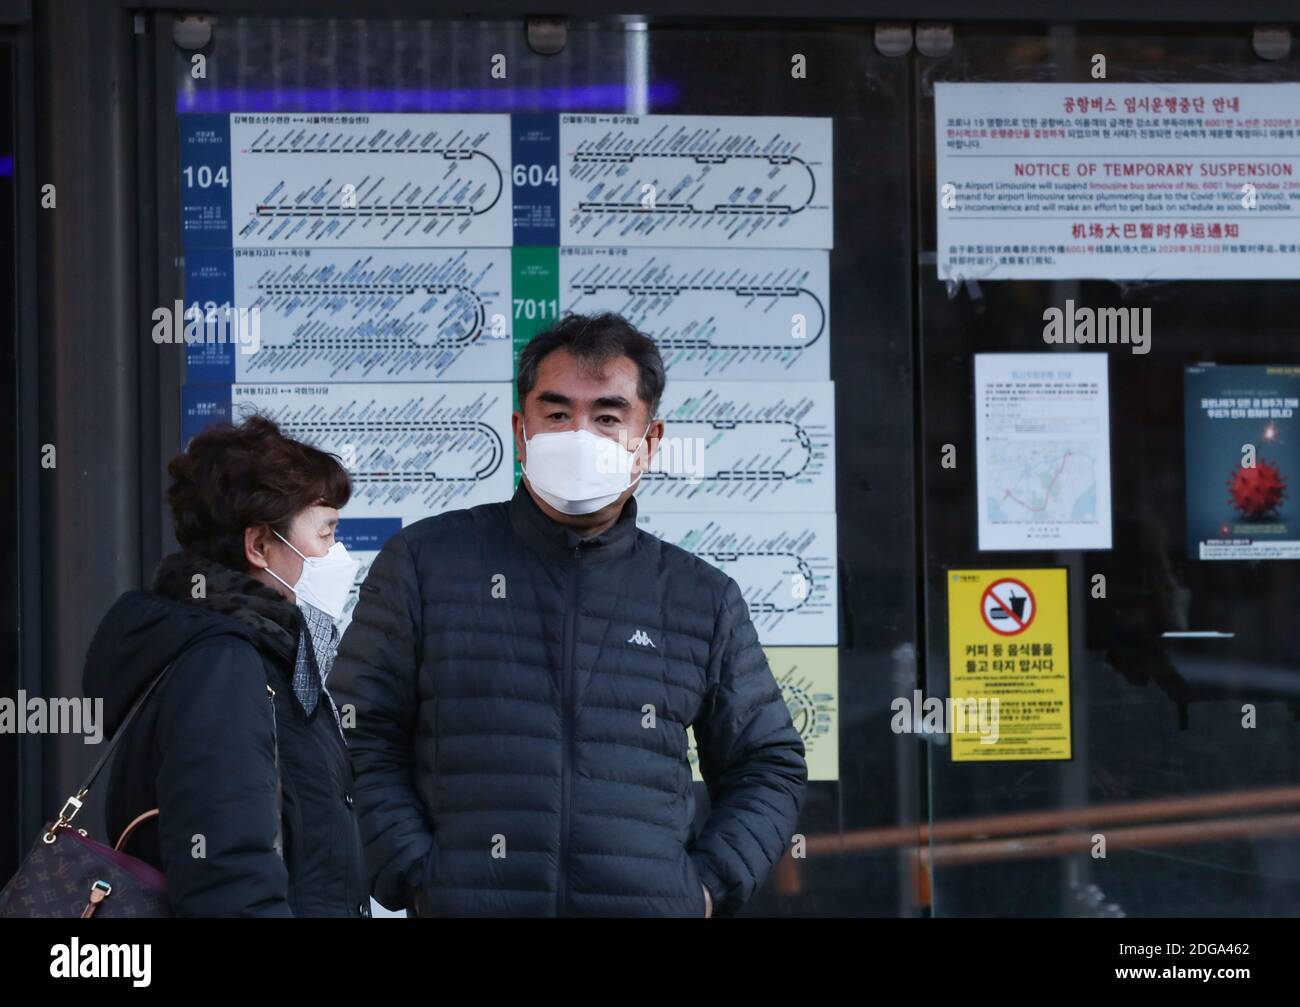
left=264, top=529, right=360, bottom=621
left=520, top=421, right=652, bottom=516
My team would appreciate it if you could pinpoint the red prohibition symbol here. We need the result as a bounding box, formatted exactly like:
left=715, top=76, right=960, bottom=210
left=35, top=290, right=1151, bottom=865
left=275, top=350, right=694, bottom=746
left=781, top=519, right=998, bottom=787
left=980, top=577, right=1036, bottom=635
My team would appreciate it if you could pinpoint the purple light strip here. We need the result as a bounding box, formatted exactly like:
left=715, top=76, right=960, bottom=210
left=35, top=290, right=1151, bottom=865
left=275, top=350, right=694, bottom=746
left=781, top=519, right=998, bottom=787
left=177, top=82, right=678, bottom=113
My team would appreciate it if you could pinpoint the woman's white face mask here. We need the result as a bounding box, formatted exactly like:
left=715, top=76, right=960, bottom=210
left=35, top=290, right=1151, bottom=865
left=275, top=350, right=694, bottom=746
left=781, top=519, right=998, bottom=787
left=264, top=530, right=360, bottom=620
left=520, top=421, right=651, bottom=516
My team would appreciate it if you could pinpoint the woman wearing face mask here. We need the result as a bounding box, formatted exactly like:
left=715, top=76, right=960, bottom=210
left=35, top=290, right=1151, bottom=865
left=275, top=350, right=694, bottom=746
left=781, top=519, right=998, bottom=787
left=80, top=415, right=368, bottom=916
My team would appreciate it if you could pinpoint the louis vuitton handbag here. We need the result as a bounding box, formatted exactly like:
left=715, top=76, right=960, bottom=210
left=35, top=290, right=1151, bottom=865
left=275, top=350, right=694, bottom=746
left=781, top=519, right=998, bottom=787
left=0, top=662, right=283, bottom=918
left=0, top=662, right=178, bottom=918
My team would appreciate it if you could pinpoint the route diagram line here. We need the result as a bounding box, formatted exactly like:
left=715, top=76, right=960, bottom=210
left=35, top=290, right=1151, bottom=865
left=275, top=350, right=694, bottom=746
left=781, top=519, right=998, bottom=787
left=699, top=549, right=818, bottom=615
left=1001, top=450, right=1075, bottom=513
left=269, top=420, right=505, bottom=481
left=568, top=279, right=826, bottom=352
left=641, top=419, right=816, bottom=484
left=251, top=282, right=489, bottom=349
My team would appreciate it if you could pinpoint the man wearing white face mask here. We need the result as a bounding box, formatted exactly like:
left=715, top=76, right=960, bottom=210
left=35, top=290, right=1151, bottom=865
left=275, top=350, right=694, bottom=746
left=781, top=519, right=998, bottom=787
left=332, top=311, right=807, bottom=918
left=518, top=418, right=652, bottom=518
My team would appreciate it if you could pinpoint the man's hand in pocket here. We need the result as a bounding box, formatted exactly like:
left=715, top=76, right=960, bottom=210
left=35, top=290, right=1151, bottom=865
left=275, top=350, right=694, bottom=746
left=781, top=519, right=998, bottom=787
left=702, top=885, right=712, bottom=918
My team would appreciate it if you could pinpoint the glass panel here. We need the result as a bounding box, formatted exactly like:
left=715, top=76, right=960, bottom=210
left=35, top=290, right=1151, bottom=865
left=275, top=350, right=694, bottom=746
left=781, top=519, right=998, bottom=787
left=0, top=33, right=17, bottom=881
left=918, top=25, right=1300, bottom=917
left=167, top=16, right=917, bottom=915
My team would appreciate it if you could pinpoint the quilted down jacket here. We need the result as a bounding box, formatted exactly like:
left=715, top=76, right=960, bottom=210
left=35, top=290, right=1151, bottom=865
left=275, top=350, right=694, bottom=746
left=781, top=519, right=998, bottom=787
left=329, top=485, right=808, bottom=917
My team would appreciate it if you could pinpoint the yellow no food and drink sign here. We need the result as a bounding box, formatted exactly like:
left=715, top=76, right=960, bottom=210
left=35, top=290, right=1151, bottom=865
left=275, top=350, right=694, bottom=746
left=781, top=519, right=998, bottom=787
left=946, top=568, right=1072, bottom=762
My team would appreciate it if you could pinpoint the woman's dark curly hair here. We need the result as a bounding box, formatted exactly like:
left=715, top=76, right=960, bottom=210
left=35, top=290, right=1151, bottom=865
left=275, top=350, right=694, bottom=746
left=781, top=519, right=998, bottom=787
left=166, top=414, right=352, bottom=572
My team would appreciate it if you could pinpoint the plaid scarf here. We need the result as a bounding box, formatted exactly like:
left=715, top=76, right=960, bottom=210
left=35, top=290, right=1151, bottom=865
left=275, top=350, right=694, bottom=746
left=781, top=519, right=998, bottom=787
left=294, top=599, right=342, bottom=733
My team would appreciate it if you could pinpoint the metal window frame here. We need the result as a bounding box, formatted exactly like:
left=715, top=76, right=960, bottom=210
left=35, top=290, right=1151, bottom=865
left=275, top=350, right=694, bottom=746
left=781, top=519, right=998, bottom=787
left=120, top=1, right=1300, bottom=24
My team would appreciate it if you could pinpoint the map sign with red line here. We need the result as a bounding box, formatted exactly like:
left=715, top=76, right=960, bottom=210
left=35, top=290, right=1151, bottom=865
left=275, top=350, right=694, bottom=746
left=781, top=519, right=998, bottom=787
left=974, top=352, right=1113, bottom=552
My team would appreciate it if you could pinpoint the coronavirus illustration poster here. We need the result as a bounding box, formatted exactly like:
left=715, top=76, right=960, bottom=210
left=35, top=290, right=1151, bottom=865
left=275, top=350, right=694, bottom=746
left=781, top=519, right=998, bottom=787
left=1185, top=364, right=1300, bottom=560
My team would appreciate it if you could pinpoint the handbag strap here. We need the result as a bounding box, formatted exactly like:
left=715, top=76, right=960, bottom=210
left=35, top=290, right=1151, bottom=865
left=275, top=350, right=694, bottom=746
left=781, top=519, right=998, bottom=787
left=46, top=659, right=180, bottom=836
left=114, top=808, right=160, bottom=851
left=109, top=688, right=284, bottom=861
left=51, top=650, right=286, bottom=853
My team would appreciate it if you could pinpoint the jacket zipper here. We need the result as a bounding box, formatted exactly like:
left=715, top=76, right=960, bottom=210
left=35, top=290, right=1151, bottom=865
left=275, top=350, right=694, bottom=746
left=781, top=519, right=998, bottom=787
left=557, top=543, right=581, bottom=916
left=266, top=684, right=283, bottom=862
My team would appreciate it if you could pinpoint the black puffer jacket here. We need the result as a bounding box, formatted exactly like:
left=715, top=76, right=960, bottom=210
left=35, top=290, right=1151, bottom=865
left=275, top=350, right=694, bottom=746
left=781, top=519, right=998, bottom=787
left=81, top=551, right=368, bottom=917
left=329, top=485, right=807, bottom=917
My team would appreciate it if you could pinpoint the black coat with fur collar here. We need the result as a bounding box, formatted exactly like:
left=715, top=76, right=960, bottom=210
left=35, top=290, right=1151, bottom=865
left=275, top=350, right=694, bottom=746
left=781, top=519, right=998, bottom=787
left=81, top=550, right=368, bottom=917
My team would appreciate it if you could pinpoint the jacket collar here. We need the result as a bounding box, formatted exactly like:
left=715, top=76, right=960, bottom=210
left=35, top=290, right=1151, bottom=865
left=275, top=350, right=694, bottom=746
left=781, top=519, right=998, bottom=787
left=508, top=482, right=640, bottom=565
left=150, top=549, right=301, bottom=668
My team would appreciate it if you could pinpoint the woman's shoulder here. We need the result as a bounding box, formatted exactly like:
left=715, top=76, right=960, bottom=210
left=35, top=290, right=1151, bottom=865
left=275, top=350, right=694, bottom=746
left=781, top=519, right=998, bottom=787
left=85, top=584, right=283, bottom=735
left=153, top=634, right=278, bottom=734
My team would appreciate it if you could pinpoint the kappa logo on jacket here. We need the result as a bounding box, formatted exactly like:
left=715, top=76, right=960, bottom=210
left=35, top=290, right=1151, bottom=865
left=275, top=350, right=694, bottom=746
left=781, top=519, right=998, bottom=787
left=626, top=629, right=656, bottom=648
